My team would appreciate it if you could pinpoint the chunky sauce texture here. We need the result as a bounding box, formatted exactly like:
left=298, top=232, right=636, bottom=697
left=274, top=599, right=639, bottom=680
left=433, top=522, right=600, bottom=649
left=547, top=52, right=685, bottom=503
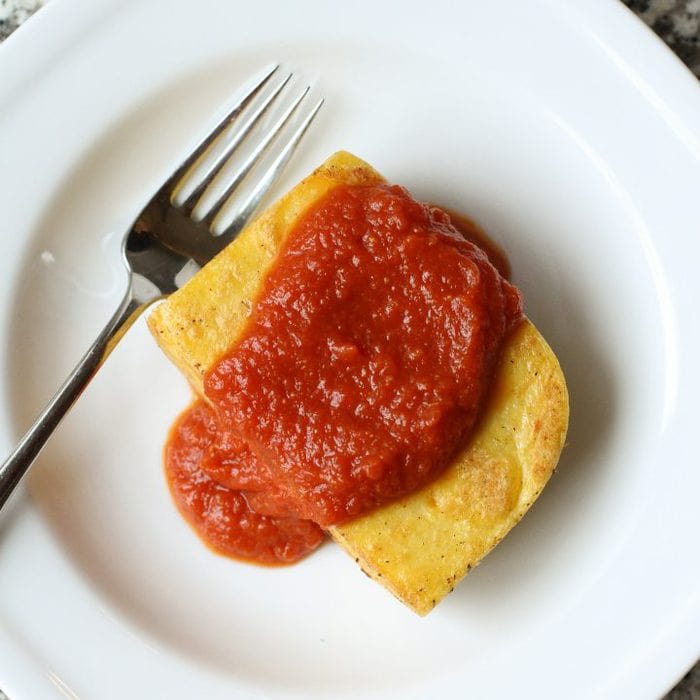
left=166, top=401, right=324, bottom=564
left=165, top=184, right=523, bottom=564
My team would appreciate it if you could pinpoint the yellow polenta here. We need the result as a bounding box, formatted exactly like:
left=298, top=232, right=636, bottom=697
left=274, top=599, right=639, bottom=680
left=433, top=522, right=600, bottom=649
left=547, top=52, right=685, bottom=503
left=148, top=151, right=569, bottom=615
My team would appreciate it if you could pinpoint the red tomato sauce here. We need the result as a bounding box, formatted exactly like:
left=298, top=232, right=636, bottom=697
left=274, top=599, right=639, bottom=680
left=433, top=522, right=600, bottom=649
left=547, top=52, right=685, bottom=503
left=165, top=401, right=324, bottom=564
left=165, top=183, right=523, bottom=564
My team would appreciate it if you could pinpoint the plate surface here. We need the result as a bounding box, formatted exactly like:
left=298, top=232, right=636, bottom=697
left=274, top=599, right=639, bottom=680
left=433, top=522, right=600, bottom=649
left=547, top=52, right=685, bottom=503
left=0, top=0, right=699, bottom=698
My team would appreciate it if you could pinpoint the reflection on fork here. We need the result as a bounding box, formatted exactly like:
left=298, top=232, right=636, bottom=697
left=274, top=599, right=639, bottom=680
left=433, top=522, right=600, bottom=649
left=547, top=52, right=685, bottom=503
left=0, top=63, right=323, bottom=512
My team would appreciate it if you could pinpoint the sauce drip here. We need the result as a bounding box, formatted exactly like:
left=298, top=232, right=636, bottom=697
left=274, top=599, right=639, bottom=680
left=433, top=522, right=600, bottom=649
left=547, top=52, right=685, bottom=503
left=166, top=401, right=324, bottom=564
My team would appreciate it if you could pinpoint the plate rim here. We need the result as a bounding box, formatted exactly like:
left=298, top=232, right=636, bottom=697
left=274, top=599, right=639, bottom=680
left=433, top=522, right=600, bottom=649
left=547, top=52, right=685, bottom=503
left=0, top=0, right=699, bottom=698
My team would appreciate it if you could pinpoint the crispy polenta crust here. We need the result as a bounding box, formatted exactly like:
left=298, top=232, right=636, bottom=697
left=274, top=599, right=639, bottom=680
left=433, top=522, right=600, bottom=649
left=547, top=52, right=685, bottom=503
left=148, top=151, right=569, bottom=615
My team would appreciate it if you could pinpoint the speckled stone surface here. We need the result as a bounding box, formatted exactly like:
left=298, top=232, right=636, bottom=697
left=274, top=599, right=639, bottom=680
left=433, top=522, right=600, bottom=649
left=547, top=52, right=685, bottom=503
left=624, top=0, right=700, bottom=76
left=0, top=0, right=698, bottom=698
left=0, top=0, right=41, bottom=40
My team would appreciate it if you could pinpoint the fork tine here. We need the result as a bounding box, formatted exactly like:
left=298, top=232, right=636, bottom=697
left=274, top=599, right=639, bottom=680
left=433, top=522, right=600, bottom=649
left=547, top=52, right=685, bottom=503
left=213, top=97, right=324, bottom=240
left=179, top=73, right=293, bottom=216
left=168, top=63, right=278, bottom=200
left=198, top=86, right=313, bottom=227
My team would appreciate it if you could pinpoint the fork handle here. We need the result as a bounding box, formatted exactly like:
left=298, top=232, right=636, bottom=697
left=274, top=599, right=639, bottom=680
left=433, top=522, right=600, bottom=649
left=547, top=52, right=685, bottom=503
left=0, top=283, right=152, bottom=512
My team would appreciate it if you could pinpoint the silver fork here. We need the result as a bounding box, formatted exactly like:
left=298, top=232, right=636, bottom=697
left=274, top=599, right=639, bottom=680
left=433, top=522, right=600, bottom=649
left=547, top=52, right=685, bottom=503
left=0, top=65, right=323, bottom=512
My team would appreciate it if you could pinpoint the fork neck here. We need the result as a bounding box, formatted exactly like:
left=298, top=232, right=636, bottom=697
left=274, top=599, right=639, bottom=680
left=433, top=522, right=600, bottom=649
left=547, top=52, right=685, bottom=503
left=0, top=279, right=160, bottom=512
left=101, top=275, right=161, bottom=358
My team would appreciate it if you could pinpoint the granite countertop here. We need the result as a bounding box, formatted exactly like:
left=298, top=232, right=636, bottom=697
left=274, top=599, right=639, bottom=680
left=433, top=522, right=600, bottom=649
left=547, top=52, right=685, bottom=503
left=626, top=0, right=700, bottom=77
left=0, top=0, right=698, bottom=698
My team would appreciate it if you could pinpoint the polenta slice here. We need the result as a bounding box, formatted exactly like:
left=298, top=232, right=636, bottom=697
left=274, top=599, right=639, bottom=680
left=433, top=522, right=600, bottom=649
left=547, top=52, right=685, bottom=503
left=148, top=151, right=568, bottom=614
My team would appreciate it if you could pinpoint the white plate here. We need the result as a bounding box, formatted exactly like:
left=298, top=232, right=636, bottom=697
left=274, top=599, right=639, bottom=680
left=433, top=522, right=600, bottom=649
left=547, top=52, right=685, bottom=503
left=1, top=0, right=699, bottom=697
